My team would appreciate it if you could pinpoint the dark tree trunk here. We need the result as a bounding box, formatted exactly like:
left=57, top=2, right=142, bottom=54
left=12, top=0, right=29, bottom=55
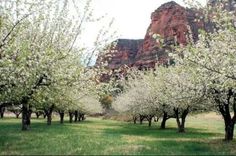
left=174, top=107, right=189, bottom=133
left=16, top=113, right=21, bottom=118
left=78, top=113, right=82, bottom=122
left=81, top=114, right=85, bottom=121
left=147, top=115, right=153, bottom=127
left=178, top=117, right=186, bottom=133
left=133, top=116, right=137, bottom=124
left=213, top=89, right=236, bottom=141
left=35, top=112, right=40, bottom=118
left=22, top=104, right=30, bottom=130
left=78, top=114, right=81, bottom=122
left=154, top=116, right=159, bottom=122
left=161, top=112, right=168, bottom=129
left=47, top=114, right=52, bottom=125
left=0, top=106, right=5, bottom=118
left=59, top=112, right=64, bottom=124
left=224, top=120, right=235, bottom=141
left=21, top=74, right=48, bottom=131
left=148, top=120, right=152, bottom=127
left=78, top=113, right=85, bottom=122
left=43, top=113, right=46, bottom=118
left=29, top=107, right=32, bottom=119
left=139, top=115, right=144, bottom=124
left=74, top=111, right=78, bottom=122
left=45, top=105, right=54, bottom=125
left=69, top=111, right=74, bottom=123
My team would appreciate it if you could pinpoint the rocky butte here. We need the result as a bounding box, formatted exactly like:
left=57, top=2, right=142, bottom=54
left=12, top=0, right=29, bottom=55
left=96, top=0, right=235, bottom=70
left=96, top=39, right=143, bottom=69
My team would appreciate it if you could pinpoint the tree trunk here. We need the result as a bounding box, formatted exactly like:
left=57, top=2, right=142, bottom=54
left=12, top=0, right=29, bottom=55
left=148, top=118, right=152, bottom=127
left=148, top=120, right=152, bottom=127
left=36, top=112, right=40, bottom=118
left=224, top=120, right=235, bottom=141
left=174, top=107, right=188, bottom=133
left=78, top=114, right=81, bottom=121
left=74, top=111, right=78, bottom=122
left=59, top=112, right=64, bottom=124
left=154, top=116, right=159, bottom=122
left=45, top=105, right=54, bottom=125
left=0, top=106, right=5, bottom=118
left=139, top=115, right=144, bottom=124
left=47, top=114, right=52, bottom=125
left=147, top=115, right=153, bottom=127
left=22, top=104, right=30, bottom=130
left=81, top=114, right=85, bottom=121
left=133, top=116, right=137, bottom=124
left=178, top=118, right=186, bottom=133
left=213, top=88, right=236, bottom=141
left=161, top=112, right=168, bottom=129
left=69, top=111, right=74, bottom=123
left=16, top=113, right=20, bottom=118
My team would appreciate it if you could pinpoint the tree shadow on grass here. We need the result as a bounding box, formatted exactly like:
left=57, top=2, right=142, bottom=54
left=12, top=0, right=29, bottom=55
left=100, top=122, right=232, bottom=155
left=102, top=121, right=222, bottom=140
left=0, top=117, right=235, bottom=155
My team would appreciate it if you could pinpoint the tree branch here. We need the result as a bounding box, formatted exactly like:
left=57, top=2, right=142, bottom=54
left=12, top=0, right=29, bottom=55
left=0, top=13, right=32, bottom=50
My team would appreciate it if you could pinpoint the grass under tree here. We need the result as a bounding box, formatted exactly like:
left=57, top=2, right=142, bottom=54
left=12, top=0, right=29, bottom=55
left=0, top=113, right=236, bottom=155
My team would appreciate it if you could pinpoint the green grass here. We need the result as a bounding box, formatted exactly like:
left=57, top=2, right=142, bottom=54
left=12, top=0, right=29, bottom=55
left=0, top=113, right=236, bottom=155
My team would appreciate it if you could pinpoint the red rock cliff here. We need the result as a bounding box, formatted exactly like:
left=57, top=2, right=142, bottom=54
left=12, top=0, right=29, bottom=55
left=96, top=1, right=207, bottom=69
left=96, top=39, right=143, bottom=69
left=134, top=1, right=205, bottom=68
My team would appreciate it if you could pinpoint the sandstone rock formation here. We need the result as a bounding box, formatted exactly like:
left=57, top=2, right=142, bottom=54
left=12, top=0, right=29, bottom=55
left=96, top=1, right=234, bottom=70
left=96, top=39, right=143, bottom=69
left=134, top=1, right=205, bottom=68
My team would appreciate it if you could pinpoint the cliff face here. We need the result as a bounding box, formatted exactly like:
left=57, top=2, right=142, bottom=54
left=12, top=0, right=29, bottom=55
left=96, top=39, right=143, bottom=69
left=96, top=1, right=208, bottom=69
left=134, top=1, right=205, bottom=68
left=107, top=39, right=143, bottom=69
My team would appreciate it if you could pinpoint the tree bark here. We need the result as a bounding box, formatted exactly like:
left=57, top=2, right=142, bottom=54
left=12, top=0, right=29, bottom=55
left=45, top=105, right=54, bottom=125
left=22, top=104, right=30, bottom=130
left=133, top=116, right=137, bottom=124
left=174, top=107, right=189, bottom=133
left=81, top=114, right=85, bottom=121
left=35, top=112, right=41, bottom=118
left=154, top=116, right=159, bottom=122
left=161, top=112, right=168, bottom=129
left=147, top=115, right=153, bottom=127
left=78, top=112, right=82, bottom=122
left=47, top=114, right=52, bottom=125
left=224, top=120, right=235, bottom=141
left=21, top=74, right=48, bottom=130
left=213, top=88, right=236, bottom=141
left=139, top=115, right=144, bottom=124
left=0, top=106, right=5, bottom=118
left=178, top=118, right=186, bottom=133
left=74, top=111, right=78, bottom=122
left=69, top=111, right=74, bottom=123
left=59, top=112, right=64, bottom=124
left=16, top=113, right=20, bottom=118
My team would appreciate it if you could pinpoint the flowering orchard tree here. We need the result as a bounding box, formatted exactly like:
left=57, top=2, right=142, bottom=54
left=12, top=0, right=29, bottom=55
left=154, top=66, right=206, bottom=132
left=172, top=4, right=236, bottom=140
left=0, top=0, right=115, bottom=130
left=113, top=69, right=163, bottom=127
left=113, top=65, right=206, bottom=131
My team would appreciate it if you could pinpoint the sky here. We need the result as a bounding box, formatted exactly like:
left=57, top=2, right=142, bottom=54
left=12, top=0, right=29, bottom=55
left=91, top=0, right=207, bottom=40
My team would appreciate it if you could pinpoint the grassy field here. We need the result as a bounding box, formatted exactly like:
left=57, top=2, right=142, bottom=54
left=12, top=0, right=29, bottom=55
left=0, top=113, right=236, bottom=155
